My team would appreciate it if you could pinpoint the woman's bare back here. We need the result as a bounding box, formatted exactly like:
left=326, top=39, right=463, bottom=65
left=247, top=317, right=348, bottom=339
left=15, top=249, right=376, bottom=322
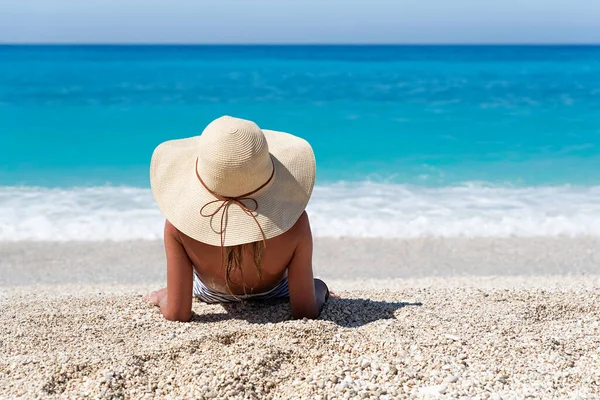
left=179, top=213, right=304, bottom=295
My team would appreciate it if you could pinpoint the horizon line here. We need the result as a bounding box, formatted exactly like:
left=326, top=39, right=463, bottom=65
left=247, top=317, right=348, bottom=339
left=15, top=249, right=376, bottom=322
left=1, top=42, right=600, bottom=46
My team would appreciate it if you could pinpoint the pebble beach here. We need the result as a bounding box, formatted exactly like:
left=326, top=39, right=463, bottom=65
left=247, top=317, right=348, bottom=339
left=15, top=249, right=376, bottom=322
left=1, top=239, right=599, bottom=399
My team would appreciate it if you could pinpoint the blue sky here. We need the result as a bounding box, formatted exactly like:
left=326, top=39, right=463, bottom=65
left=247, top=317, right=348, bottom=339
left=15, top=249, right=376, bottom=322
left=1, top=0, right=599, bottom=44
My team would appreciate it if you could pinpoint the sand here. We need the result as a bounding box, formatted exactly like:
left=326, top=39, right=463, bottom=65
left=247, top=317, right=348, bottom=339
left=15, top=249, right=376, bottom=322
left=1, top=238, right=600, bottom=399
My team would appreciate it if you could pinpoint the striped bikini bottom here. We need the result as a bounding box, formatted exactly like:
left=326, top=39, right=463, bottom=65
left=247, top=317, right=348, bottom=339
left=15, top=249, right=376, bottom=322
left=193, top=270, right=290, bottom=304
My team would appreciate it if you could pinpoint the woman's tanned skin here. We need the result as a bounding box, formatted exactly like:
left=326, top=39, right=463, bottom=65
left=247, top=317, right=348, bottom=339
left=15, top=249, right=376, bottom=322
left=146, top=211, right=329, bottom=322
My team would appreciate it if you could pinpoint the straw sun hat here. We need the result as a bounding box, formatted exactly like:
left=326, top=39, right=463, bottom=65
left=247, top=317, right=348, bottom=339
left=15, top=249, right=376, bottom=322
left=150, top=116, right=316, bottom=247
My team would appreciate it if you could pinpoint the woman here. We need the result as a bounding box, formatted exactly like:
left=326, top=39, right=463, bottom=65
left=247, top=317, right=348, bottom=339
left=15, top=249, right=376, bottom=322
left=146, top=116, right=330, bottom=322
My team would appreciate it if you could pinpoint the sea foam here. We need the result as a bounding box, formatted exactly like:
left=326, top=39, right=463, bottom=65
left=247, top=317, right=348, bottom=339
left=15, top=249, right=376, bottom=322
left=1, top=183, right=600, bottom=241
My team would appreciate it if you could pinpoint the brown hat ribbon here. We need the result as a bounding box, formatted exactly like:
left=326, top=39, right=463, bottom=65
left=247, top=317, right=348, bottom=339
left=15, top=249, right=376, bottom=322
left=195, top=157, right=274, bottom=259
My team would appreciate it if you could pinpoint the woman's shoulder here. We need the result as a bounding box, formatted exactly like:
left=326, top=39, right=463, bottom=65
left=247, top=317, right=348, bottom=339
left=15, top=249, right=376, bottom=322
left=270, top=211, right=311, bottom=247
left=286, top=210, right=310, bottom=235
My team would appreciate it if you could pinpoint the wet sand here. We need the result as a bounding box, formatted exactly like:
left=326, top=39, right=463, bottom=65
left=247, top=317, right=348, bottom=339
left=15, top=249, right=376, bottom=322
left=1, top=237, right=599, bottom=286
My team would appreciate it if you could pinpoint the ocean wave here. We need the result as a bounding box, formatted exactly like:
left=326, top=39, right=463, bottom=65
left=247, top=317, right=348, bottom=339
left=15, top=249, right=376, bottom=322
left=1, top=183, right=600, bottom=241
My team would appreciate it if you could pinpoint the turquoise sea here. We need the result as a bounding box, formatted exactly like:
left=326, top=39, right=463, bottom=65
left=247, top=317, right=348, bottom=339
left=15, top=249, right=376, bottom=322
left=1, top=45, right=600, bottom=240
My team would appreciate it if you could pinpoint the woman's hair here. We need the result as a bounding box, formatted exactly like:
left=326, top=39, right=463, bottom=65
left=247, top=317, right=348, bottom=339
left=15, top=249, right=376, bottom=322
left=224, top=241, right=264, bottom=294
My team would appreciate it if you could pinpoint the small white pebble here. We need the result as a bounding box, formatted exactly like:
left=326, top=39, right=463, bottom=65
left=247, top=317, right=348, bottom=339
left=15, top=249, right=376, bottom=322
left=444, top=334, right=460, bottom=341
left=419, top=384, right=447, bottom=395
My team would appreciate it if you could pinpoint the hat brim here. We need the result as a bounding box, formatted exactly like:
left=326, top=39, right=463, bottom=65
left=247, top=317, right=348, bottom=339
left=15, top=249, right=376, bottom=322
left=150, top=129, right=316, bottom=246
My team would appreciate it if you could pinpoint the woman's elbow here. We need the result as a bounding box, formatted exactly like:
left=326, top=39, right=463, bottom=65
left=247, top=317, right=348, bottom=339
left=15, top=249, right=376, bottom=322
left=162, top=309, right=192, bottom=322
left=291, top=305, right=320, bottom=320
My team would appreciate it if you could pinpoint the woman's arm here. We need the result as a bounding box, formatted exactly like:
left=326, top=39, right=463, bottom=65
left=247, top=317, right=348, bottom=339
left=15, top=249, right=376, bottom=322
left=159, top=220, right=194, bottom=322
left=287, top=212, right=327, bottom=319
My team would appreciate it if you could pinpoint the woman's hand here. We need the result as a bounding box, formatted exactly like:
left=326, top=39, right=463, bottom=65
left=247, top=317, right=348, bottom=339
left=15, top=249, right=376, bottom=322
left=144, top=287, right=167, bottom=307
